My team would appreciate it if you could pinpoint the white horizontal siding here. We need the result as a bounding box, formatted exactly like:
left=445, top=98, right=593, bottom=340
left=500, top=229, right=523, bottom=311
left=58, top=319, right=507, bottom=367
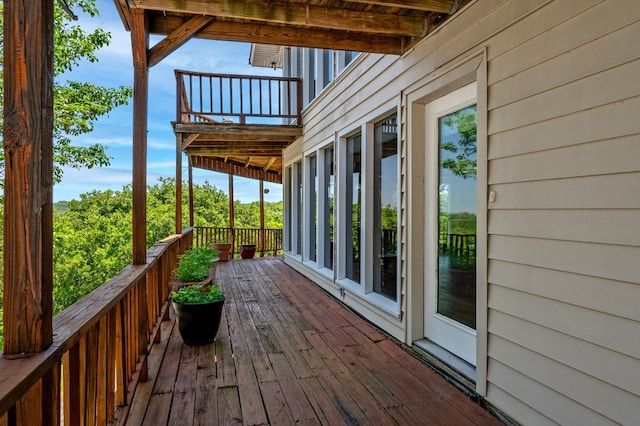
left=489, top=209, right=640, bottom=251
left=489, top=338, right=637, bottom=426
left=489, top=96, right=640, bottom=158
left=489, top=173, right=640, bottom=210
left=489, top=135, right=640, bottom=184
left=488, top=58, right=640, bottom=134
left=490, top=234, right=640, bottom=285
left=485, top=3, right=640, bottom=421
left=489, top=310, right=640, bottom=397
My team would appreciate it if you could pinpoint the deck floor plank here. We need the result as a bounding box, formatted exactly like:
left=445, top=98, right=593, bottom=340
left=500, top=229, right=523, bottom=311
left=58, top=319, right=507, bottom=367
left=122, top=256, right=502, bottom=425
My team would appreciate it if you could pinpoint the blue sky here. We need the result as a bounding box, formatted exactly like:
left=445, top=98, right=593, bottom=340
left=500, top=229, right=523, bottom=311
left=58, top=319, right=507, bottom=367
left=55, top=0, right=283, bottom=203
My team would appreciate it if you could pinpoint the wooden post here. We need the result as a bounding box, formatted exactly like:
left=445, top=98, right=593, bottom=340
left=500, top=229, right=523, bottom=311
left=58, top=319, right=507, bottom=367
left=260, top=180, right=265, bottom=257
left=131, top=10, right=149, bottom=265
left=229, top=174, right=235, bottom=256
left=3, top=0, right=54, bottom=355
left=3, top=0, right=57, bottom=423
left=175, top=135, right=182, bottom=234
left=188, top=158, right=194, bottom=227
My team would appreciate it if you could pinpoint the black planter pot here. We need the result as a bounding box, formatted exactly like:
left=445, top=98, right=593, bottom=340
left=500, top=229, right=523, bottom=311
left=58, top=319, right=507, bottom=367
left=172, top=298, right=225, bottom=345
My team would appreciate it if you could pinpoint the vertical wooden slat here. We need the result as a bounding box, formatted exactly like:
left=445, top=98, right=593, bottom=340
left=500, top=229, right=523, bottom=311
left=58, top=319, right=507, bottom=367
left=130, top=9, right=149, bottom=265
left=138, top=279, right=149, bottom=382
left=96, top=317, right=108, bottom=425
left=106, top=309, right=117, bottom=420
left=78, top=337, right=88, bottom=426
left=84, top=326, right=98, bottom=426
left=44, top=365, right=60, bottom=426
left=115, top=300, right=127, bottom=406
left=64, top=343, right=81, bottom=426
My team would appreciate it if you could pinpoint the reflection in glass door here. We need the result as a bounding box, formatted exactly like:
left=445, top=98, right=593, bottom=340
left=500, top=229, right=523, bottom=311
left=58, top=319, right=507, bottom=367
left=424, top=82, right=477, bottom=366
left=438, top=105, right=477, bottom=329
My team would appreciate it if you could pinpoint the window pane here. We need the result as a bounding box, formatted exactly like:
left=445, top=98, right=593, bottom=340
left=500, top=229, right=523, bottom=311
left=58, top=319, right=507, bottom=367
left=296, top=162, right=303, bottom=255
left=437, top=105, right=477, bottom=329
left=323, top=147, right=334, bottom=270
left=308, top=155, right=317, bottom=262
left=345, top=134, right=361, bottom=283
left=284, top=166, right=292, bottom=252
left=374, top=115, right=398, bottom=300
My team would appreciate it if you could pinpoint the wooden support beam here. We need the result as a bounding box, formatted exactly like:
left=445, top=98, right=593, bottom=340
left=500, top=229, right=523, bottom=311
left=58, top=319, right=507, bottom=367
left=175, top=135, right=182, bottom=234
left=228, top=174, right=235, bottom=253
left=3, top=0, right=54, bottom=358
left=150, top=16, right=403, bottom=54
left=263, top=157, right=277, bottom=172
left=147, top=15, right=213, bottom=67
left=134, top=0, right=425, bottom=36
left=131, top=9, right=149, bottom=265
left=186, top=148, right=284, bottom=157
left=347, top=0, right=456, bottom=13
left=259, top=180, right=265, bottom=257
left=245, top=157, right=253, bottom=168
left=188, top=158, right=194, bottom=227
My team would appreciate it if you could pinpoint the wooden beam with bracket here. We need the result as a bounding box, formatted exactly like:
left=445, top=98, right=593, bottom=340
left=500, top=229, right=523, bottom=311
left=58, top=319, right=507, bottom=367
left=132, top=0, right=425, bottom=36
left=147, top=15, right=214, bottom=67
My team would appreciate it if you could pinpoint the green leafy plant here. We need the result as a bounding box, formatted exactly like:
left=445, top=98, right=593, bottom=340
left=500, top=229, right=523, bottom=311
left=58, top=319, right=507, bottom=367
left=172, top=284, right=224, bottom=304
left=175, top=247, right=219, bottom=283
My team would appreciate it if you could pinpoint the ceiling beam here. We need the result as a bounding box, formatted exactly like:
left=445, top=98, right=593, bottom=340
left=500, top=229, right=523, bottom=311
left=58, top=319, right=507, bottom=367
left=149, top=16, right=404, bottom=54
left=263, top=157, right=277, bottom=172
left=132, top=0, right=425, bottom=36
left=186, top=148, right=284, bottom=156
left=147, top=15, right=214, bottom=67
left=346, top=0, right=456, bottom=13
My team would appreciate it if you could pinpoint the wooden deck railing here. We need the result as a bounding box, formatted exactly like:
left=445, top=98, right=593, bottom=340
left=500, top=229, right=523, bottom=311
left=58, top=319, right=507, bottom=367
left=0, top=228, right=194, bottom=425
left=192, top=226, right=283, bottom=258
left=176, top=69, right=303, bottom=125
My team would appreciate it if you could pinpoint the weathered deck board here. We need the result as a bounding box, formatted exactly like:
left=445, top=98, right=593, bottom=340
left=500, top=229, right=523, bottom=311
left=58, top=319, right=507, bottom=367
left=122, top=257, right=502, bottom=425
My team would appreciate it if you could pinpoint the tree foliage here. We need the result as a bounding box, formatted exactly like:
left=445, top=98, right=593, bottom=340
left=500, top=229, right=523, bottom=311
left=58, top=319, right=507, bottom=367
left=0, top=0, right=133, bottom=184
left=441, top=106, right=477, bottom=180
left=50, top=179, right=282, bottom=315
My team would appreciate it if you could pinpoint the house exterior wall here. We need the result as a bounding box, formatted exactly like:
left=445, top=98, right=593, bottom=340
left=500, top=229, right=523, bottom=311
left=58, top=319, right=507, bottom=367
left=282, top=0, right=640, bottom=424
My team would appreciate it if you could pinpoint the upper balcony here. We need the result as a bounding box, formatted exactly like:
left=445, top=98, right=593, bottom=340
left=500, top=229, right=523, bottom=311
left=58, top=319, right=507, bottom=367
left=174, top=70, right=303, bottom=184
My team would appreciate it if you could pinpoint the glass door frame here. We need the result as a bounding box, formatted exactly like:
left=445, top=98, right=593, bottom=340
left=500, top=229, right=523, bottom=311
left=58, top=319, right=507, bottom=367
left=424, top=82, right=478, bottom=366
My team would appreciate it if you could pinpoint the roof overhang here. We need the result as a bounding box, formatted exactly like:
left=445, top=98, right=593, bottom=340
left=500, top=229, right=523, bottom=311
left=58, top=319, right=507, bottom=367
left=113, top=0, right=462, bottom=55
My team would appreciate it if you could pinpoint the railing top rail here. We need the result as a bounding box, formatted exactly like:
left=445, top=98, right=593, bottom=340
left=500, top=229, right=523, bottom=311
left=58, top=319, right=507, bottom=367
left=175, top=69, right=302, bottom=83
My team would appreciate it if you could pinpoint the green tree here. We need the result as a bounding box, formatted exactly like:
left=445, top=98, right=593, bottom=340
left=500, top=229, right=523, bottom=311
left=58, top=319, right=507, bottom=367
left=0, top=0, right=133, bottom=183
left=441, top=106, right=477, bottom=180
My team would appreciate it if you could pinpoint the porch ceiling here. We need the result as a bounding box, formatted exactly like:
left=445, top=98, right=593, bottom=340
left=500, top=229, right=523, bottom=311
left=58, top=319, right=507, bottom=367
left=174, top=122, right=302, bottom=184
left=113, top=0, right=462, bottom=55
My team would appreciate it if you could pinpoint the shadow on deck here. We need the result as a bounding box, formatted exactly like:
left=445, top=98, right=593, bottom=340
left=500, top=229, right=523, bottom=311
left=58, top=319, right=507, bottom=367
left=118, top=257, right=501, bottom=425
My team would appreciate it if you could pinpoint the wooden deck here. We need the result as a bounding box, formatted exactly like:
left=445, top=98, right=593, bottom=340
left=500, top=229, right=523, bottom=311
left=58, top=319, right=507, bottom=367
left=118, top=257, right=501, bottom=425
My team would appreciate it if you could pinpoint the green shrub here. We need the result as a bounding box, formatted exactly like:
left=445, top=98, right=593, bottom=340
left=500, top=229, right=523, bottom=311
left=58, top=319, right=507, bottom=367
left=172, top=284, right=224, bottom=304
left=175, top=247, right=219, bottom=283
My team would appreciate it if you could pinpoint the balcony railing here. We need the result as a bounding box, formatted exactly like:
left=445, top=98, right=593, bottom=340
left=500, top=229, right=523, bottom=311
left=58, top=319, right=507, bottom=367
left=0, top=229, right=193, bottom=424
left=192, top=226, right=283, bottom=257
left=176, top=70, right=303, bottom=125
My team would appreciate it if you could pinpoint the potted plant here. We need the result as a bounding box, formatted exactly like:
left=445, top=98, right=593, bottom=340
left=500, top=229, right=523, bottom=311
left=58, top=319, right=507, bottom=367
left=239, top=243, right=257, bottom=259
left=171, top=247, right=225, bottom=345
left=211, top=240, right=232, bottom=261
